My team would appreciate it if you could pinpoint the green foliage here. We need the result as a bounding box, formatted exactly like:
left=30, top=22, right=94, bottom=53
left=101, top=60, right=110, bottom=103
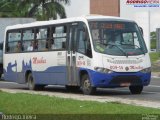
left=150, top=52, right=160, bottom=63
left=150, top=52, right=160, bottom=72
left=150, top=31, right=156, bottom=40
left=150, top=31, right=157, bottom=49
left=151, top=40, right=157, bottom=49
left=0, top=0, right=70, bottom=20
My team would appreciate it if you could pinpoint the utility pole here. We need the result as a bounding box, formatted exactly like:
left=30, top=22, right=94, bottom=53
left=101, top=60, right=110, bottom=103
left=148, top=10, right=151, bottom=52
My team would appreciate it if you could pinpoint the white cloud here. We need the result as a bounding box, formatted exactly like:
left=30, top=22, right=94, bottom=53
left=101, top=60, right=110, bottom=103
left=65, top=0, right=90, bottom=18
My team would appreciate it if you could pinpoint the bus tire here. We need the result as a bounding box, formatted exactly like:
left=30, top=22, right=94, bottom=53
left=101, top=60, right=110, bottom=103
left=27, top=73, right=37, bottom=90
left=81, top=74, right=96, bottom=95
left=129, top=85, right=143, bottom=94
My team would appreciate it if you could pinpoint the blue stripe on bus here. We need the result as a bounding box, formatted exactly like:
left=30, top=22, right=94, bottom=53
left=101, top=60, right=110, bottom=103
left=4, top=64, right=67, bottom=85
left=33, top=66, right=67, bottom=85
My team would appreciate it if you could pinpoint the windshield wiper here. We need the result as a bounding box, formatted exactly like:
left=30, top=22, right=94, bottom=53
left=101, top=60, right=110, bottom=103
left=121, top=43, right=145, bottom=55
left=103, top=43, right=129, bottom=57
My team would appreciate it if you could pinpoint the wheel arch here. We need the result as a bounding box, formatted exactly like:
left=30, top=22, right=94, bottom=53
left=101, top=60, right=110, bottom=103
left=25, top=70, right=32, bottom=83
left=79, top=69, right=96, bottom=95
left=79, top=69, right=92, bottom=85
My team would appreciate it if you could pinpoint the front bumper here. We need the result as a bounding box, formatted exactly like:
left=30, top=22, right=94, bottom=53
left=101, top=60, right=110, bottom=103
left=88, top=70, right=151, bottom=88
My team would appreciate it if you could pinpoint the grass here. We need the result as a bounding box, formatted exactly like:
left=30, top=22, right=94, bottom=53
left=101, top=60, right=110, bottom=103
left=0, top=91, right=159, bottom=120
left=150, top=52, right=160, bottom=63
left=151, top=40, right=156, bottom=49
left=150, top=52, right=160, bottom=72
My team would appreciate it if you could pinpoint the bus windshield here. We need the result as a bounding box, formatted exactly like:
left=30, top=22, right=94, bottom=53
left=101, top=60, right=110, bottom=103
left=89, top=21, right=147, bottom=56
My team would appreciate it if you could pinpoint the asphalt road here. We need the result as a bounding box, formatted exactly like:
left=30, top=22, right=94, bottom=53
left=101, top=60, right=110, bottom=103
left=0, top=77, right=160, bottom=102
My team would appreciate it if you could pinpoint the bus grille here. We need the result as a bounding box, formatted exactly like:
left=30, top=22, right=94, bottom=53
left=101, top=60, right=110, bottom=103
left=109, top=75, right=142, bottom=85
left=107, top=59, right=143, bottom=64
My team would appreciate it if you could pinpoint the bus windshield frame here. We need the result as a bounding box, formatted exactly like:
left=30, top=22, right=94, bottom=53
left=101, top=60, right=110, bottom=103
left=88, top=20, right=148, bottom=56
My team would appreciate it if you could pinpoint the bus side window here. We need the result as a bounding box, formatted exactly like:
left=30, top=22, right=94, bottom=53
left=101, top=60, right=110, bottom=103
left=36, top=27, right=50, bottom=51
left=22, top=29, right=34, bottom=52
left=7, top=30, right=22, bottom=53
left=51, top=25, right=67, bottom=50
left=77, top=30, right=86, bottom=54
left=77, top=28, right=92, bottom=58
left=15, top=41, right=23, bottom=52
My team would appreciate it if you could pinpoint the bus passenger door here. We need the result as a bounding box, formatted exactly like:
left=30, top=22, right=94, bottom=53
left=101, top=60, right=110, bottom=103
left=67, top=23, right=78, bottom=85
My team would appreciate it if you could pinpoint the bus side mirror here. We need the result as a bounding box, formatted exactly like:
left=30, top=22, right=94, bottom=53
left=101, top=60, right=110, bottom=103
left=139, top=27, right=143, bottom=36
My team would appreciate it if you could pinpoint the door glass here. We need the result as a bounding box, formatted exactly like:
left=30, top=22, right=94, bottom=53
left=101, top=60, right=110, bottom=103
left=77, top=30, right=86, bottom=54
left=77, top=25, right=92, bottom=58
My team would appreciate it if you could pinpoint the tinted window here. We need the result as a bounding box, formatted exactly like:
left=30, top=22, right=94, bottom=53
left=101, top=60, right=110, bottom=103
left=35, top=27, right=50, bottom=51
left=51, top=26, right=67, bottom=50
left=6, top=30, right=23, bottom=53
left=89, top=21, right=147, bottom=56
left=22, top=29, right=35, bottom=52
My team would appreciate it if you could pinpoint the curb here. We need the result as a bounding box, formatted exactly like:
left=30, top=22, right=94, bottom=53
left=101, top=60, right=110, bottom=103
left=152, top=72, right=160, bottom=78
left=152, top=76, right=160, bottom=78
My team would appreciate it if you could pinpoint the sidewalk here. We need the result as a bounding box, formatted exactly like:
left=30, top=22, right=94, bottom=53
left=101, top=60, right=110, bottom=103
left=152, top=72, right=160, bottom=78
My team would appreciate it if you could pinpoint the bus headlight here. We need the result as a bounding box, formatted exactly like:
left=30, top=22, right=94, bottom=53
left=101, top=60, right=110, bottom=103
left=140, top=67, right=151, bottom=73
left=94, top=67, right=113, bottom=73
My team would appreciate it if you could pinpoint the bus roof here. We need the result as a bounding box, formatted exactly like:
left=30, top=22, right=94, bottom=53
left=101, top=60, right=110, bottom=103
left=5, top=15, right=134, bottom=30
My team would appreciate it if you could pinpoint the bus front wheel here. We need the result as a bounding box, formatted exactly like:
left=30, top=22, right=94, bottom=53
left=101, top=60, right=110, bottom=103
left=129, top=85, right=143, bottom=94
left=81, top=74, right=96, bottom=95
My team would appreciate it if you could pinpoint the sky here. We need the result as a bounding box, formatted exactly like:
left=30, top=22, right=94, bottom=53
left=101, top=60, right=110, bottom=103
left=65, top=0, right=90, bottom=18
left=120, top=0, right=160, bottom=32
left=65, top=0, right=160, bottom=32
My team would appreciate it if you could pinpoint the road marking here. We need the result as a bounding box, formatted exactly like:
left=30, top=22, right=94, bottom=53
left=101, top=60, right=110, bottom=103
left=142, top=91, right=160, bottom=94
left=0, top=81, right=21, bottom=84
left=148, top=85, right=160, bottom=88
left=0, top=81, right=13, bottom=83
left=99, top=88, right=160, bottom=94
left=152, top=76, right=160, bottom=79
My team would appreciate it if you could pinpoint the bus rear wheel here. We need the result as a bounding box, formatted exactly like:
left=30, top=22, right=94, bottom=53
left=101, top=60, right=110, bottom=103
left=27, top=73, right=36, bottom=90
left=129, top=85, right=143, bottom=94
left=81, top=74, right=96, bottom=95
left=27, top=73, right=45, bottom=90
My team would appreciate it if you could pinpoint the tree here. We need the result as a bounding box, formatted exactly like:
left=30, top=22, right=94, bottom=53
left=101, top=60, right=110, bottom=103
left=150, top=31, right=157, bottom=49
left=29, top=0, right=70, bottom=20
left=0, top=0, right=70, bottom=20
left=0, top=0, right=32, bottom=17
left=0, top=0, right=19, bottom=17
